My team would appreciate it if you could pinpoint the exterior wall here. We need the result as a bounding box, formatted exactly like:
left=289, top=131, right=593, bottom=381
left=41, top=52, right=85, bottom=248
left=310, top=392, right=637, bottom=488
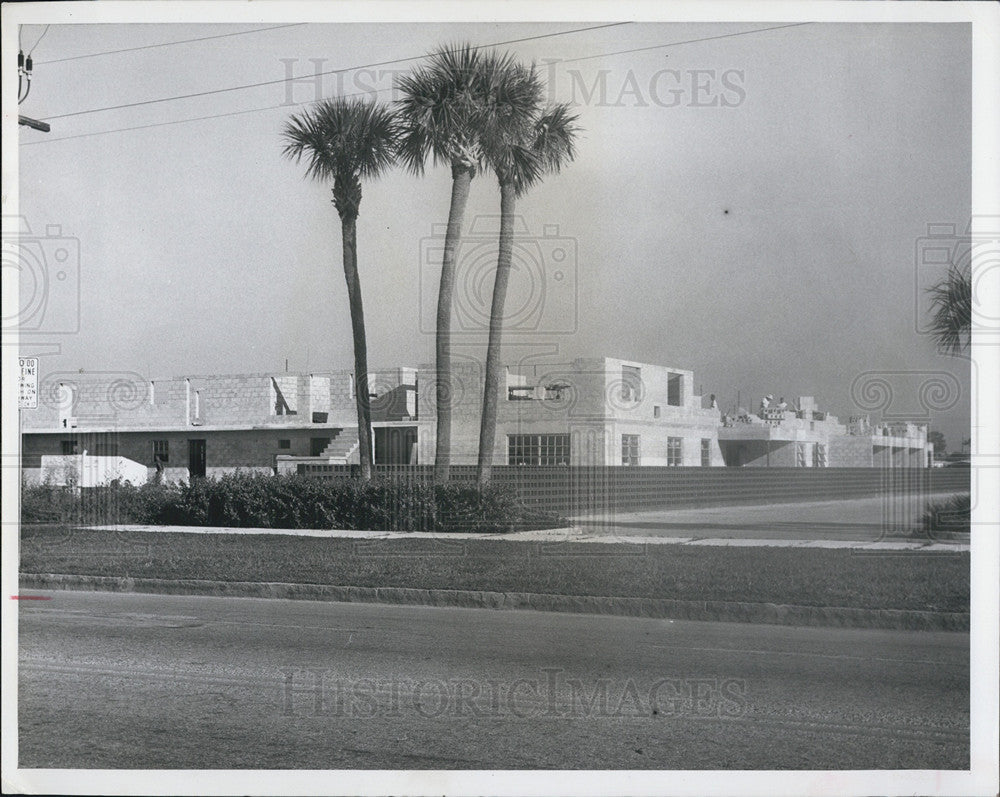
left=454, top=357, right=724, bottom=467
left=21, top=370, right=359, bottom=432
left=19, top=362, right=934, bottom=475
left=23, top=428, right=349, bottom=482
left=828, top=435, right=874, bottom=467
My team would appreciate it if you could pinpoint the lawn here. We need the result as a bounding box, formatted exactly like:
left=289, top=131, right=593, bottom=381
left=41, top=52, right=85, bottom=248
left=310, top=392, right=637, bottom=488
left=19, top=525, right=969, bottom=613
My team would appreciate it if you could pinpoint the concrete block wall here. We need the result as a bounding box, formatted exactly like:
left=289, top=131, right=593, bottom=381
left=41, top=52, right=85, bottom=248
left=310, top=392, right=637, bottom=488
left=22, top=371, right=360, bottom=432
left=23, top=374, right=190, bottom=430
left=601, top=357, right=699, bottom=413
left=608, top=422, right=724, bottom=466
left=828, top=435, right=874, bottom=467
left=423, top=357, right=727, bottom=467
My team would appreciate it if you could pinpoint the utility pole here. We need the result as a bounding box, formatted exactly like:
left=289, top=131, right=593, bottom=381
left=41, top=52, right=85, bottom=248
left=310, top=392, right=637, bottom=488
left=19, top=30, right=51, bottom=133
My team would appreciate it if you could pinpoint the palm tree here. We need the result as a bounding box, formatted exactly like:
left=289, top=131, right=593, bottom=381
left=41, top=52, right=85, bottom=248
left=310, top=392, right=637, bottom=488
left=477, top=98, right=579, bottom=485
left=282, top=97, right=398, bottom=481
left=927, top=263, right=971, bottom=355
left=396, top=44, right=540, bottom=483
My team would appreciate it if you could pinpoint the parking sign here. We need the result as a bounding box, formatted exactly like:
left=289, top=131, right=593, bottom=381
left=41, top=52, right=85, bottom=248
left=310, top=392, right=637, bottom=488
left=19, top=357, right=38, bottom=408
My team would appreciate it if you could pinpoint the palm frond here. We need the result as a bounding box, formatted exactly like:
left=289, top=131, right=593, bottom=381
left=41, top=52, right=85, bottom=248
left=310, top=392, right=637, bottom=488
left=282, top=96, right=399, bottom=185
left=927, top=264, right=972, bottom=355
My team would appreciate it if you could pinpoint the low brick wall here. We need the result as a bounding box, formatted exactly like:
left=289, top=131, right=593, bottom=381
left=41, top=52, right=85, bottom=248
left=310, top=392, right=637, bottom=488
left=298, top=464, right=970, bottom=514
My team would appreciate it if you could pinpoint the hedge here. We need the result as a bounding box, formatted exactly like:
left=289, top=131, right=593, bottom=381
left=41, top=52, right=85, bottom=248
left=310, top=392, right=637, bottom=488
left=19, top=472, right=562, bottom=533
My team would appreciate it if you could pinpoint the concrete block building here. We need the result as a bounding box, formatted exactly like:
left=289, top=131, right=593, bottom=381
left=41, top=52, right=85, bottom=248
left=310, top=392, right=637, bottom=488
left=21, top=368, right=418, bottom=483
left=19, top=357, right=931, bottom=484
left=716, top=399, right=932, bottom=469
left=440, top=357, right=726, bottom=467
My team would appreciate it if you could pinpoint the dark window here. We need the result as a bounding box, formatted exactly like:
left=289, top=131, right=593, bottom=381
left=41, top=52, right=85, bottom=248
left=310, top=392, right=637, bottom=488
left=311, top=412, right=328, bottom=424
left=508, top=386, right=535, bottom=401
left=621, top=365, right=642, bottom=402
left=653, top=405, right=661, bottom=419
left=61, top=440, right=78, bottom=455
left=667, top=437, right=682, bottom=466
left=621, top=434, right=640, bottom=466
left=507, top=434, right=570, bottom=466
left=152, top=440, right=169, bottom=462
left=310, top=437, right=331, bottom=456
left=278, top=439, right=291, bottom=450
left=667, top=373, right=682, bottom=406
left=701, top=438, right=711, bottom=467
left=91, top=435, right=119, bottom=456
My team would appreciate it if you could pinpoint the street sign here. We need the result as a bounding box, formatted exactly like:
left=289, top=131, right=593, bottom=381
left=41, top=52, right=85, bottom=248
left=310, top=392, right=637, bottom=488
left=19, top=357, right=38, bottom=408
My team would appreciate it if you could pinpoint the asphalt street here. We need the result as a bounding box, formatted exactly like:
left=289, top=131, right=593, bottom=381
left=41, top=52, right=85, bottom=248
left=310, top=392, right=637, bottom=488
left=18, top=590, right=968, bottom=770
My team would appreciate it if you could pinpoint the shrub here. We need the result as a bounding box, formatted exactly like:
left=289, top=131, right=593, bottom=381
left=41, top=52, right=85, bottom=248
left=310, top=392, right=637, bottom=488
left=19, top=472, right=562, bottom=532
left=918, top=493, right=971, bottom=538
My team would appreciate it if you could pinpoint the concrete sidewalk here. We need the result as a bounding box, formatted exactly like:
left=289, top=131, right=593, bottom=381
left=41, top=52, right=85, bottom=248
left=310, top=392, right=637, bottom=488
left=81, top=492, right=971, bottom=551
left=569, top=492, right=967, bottom=542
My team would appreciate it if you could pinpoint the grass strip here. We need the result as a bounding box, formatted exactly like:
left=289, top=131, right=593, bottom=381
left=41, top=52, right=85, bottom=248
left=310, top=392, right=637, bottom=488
left=19, top=525, right=968, bottom=613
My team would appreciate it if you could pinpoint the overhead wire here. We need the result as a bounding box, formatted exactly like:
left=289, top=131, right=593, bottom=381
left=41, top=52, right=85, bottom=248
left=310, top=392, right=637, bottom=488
left=23, top=21, right=812, bottom=146
left=38, top=22, right=633, bottom=122
left=34, top=24, right=309, bottom=65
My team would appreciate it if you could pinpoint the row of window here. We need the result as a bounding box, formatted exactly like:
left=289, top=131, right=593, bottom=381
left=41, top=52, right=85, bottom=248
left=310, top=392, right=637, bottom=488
left=505, top=434, right=713, bottom=466
left=59, top=438, right=312, bottom=463
left=508, top=434, right=571, bottom=466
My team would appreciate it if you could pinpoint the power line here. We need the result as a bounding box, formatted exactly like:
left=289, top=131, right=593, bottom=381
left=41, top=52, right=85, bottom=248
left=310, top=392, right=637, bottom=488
left=34, top=24, right=309, bottom=65
left=24, top=103, right=295, bottom=145
left=556, top=21, right=813, bottom=65
left=28, top=24, right=51, bottom=55
left=23, top=22, right=809, bottom=146
left=39, top=22, right=632, bottom=122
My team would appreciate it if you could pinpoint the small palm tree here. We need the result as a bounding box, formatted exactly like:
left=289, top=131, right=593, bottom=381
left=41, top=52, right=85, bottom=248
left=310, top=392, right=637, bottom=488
left=396, top=44, right=540, bottom=483
left=282, top=97, right=398, bottom=481
left=927, top=263, right=971, bottom=356
left=477, top=97, right=579, bottom=485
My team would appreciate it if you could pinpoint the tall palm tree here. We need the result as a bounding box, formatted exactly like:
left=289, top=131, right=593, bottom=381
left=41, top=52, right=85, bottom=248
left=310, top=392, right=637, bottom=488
left=477, top=99, right=579, bottom=485
left=396, top=44, right=540, bottom=483
left=282, top=97, right=398, bottom=481
left=927, top=263, right=971, bottom=356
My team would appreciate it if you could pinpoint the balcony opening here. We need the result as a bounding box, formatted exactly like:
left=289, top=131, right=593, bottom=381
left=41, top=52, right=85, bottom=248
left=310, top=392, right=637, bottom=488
left=667, top=373, right=682, bottom=406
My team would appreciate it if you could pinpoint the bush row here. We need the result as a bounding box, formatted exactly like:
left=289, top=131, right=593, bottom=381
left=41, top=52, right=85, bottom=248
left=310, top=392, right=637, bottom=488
left=919, top=493, right=971, bottom=538
left=19, top=472, right=560, bottom=533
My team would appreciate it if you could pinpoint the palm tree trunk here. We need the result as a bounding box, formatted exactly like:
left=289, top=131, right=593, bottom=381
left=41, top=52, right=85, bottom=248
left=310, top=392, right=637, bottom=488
left=477, top=180, right=516, bottom=486
left=433, top=162, right=474, bottom=484
left=341, top=213, right=373, bottom=481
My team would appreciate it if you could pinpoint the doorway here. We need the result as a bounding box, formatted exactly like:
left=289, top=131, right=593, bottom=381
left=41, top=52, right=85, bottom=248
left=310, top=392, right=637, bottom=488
left=188, top=439, right=206, bottom=478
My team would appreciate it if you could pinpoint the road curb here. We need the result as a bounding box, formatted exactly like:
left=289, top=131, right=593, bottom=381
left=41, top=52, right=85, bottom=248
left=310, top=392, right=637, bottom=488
left=18, top=573, right=969, bottom=631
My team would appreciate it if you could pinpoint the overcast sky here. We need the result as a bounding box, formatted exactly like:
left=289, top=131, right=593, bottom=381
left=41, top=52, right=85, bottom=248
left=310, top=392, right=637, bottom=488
left=16, top=20, right=971, bottom=445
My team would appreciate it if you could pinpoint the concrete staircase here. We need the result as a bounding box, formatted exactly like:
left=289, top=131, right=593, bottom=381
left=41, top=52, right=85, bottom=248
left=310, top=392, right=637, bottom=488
left=321, top=429, right=359, bottom=464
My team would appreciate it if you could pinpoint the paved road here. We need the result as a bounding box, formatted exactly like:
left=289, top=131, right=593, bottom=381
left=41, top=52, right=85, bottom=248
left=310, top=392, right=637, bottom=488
left=18, top=590, right=968, bottom=770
